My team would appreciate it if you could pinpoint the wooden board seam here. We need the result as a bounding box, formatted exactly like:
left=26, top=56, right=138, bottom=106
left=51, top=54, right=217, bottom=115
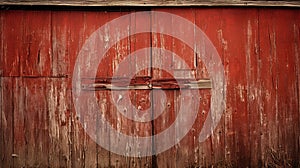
left=1, top=1, right=300, bottom=7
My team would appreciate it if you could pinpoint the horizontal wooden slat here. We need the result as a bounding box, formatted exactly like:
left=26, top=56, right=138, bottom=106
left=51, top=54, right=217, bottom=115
left=82, top=79, right=212, bottom=90
left=1, top=0, right=300, bottom=7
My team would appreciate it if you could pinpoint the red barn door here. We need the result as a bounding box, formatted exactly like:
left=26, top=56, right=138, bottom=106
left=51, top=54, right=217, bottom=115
left=1, top=8, right=299, bottom=167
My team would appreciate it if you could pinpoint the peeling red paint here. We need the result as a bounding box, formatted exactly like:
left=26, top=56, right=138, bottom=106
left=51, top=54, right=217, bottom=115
left=0, top=8, right=299, bottom=167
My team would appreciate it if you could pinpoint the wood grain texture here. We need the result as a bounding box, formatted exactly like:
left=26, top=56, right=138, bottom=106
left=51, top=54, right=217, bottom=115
left=0, top=8, right=300, bottom=167
left=12, top=78, right=26, bottom=167
left=22, top=11, right=52, bottom=77
left=47, top=78, right=72, bottom=167
left=1, top=11, right=23, bottom=77
left=222, top=9, right=254, bottom=167
left=1, top=0, right=300, bottom=7
left=194, top=9, right=223, bottom=166
left=259, top=9, right=300, bottom=167
left=24, top=78, right=49, bottom=167
left=0, top=77, right=13, bottom=167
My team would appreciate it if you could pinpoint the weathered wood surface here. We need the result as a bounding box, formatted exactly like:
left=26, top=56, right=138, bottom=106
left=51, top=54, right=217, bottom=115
left=1, top=8, right=300, bottom=167
left=1, top=0, right=300, bottom=7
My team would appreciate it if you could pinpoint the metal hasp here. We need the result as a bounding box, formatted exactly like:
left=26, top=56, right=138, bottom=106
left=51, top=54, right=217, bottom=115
left=81, top=77, right=212, bottom=91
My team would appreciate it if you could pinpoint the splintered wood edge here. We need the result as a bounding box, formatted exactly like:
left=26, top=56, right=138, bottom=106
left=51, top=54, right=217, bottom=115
left=1, top=1, right=300, bottom=7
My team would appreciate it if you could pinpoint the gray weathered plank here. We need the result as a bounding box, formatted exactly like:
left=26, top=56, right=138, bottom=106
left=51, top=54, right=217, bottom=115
left=1, top=0, right=300, bottom=7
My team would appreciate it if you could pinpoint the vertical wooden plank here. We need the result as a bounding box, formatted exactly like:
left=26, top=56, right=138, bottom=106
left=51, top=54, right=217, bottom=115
left=197, top=90, right=214, bottom=167
left=171, top=8, right=196, bottom=79
left=47, top=12, right=64, bottom=167
left=95, top=91, right=111, bottom=168
left=259, top=9, right=299, bottom=167
left=276, top=11, right=299, bottom=167
left=81, top=11, right=102, bottom=168
left=74, top=87, right=98, bottom=168
left=13, top=77, right=26, bottom=167
left=51, top=10, right=86, bottom=167
left=61, top=11, right=89, bottom=168
left=71, top=108, right=85, bottom=168
left=23, top=78, right=49, bottom=167
left=259, top=9, right=279, bottom=167
left=52, top=10, right=94, bottom=77
left=106, top=11, right=134, bottom=167
left=153, top=90, right=176, bottom=167
left=195, top=8, right=225, bottom=167
left=0, top=77, right=2, bottom=167
left=92, top=12, right=113, bottom=168
left=86, top=11, right=125, bottom=167
left=0, top=77, right=14, bottom=167
left=130, top=11, right=153, bottom=167
left=131, top=11, right=151, bottom=77
left=21, top=11, right=52, bottom=77
left=1, top=11, right=23, bottom=77
left=295, top=12, right=300, bottom=167
left=51, top=11, right=72, bottom=77
left=151, top=8, right=174, bottom=80
left=288, top=11, right=300, bottom=167
left=100, top=89, right=134, bottom=167
left=171, top=8, right=199, bottom=168
left=50, top=11, right=77, bottom=167
left=259, top=10, right=278, bottom=166
left=13, top=78, right=56, bottom=167
left=218, top=9, right=257, bottom=166
left=70, top=11, right=127, bottom=167
left=151, top=8, right=176, bottom=167
left=94, top=10, right=153, bottom=167
left=151, top=8, right=225, bottom=167
left=245, top=9, right=262, bottom=167
left=0, top=11, right=3, bottom=76
left=47, top=78, right=72, bottom=167
left=259, top=9, right=281, bottom=167
left=78, top=10, right=129, bottom=167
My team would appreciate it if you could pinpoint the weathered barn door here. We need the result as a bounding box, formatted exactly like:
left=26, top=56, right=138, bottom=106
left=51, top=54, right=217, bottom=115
left=1, top=6, right=300, bottom=167
left=73, top=10, right=218, bottom=167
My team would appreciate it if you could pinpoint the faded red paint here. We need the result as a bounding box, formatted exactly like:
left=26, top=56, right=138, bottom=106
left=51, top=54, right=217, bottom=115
left=0, top=8, right=299, bottom=167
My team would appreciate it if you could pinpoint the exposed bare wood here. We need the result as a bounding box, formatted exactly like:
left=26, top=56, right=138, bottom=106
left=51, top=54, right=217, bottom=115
left=1, top=8, right=299, bottom=167
left=82, top=79, right=212, bottom=90
left=1, top=0, right=300, bottom=7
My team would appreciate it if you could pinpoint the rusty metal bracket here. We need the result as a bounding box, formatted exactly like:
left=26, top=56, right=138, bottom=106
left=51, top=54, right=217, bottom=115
left=81, top=78, right=211, bottom=91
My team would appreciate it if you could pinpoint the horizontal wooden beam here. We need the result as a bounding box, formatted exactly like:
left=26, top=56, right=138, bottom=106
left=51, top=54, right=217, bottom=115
left=1, top=0, right=300, bottom=7
left=81, top=79, right=212, bottom=90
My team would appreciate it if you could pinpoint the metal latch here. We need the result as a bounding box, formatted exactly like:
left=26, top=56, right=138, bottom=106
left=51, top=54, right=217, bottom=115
left=81, top=77, right=211, bottom=91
